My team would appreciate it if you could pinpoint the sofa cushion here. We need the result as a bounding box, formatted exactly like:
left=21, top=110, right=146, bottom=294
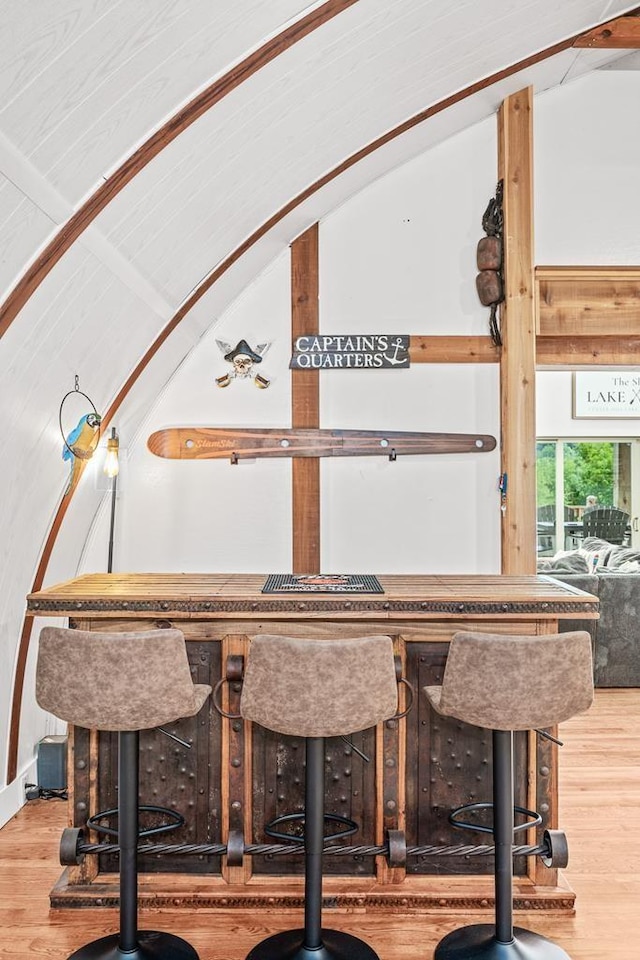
left=596, top=576, right=640, bottom=685
left=549, top=572, right=640, bottom=687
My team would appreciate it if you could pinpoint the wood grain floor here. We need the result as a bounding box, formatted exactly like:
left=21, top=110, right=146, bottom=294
left=1, top=688, right=637, bottom=959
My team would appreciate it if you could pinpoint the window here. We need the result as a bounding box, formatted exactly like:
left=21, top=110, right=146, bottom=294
left=536, top=439, right=634, bottom=554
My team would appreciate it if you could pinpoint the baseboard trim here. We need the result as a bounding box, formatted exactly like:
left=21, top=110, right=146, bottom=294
left=0, top=758, right=37, bottom=829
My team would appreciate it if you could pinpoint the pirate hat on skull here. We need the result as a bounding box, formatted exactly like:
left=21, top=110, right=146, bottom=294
left=224, top=339, right=263, bottom=363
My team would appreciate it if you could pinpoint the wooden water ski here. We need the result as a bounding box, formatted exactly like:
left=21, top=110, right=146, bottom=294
left=148, top=427, right=496, bottom=462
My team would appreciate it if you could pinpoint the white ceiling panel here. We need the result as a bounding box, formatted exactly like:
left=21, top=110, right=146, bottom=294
left=0, top=176, right=58, bottom=298
left=0, top=0, right=115, bottom=105
left=91, top=0, right=639, bottom=304
left=0, top=1, right=321, bottom=202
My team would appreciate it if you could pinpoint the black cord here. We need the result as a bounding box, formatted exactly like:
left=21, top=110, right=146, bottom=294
left=489, top=303, right=502, bottom=347
left=25, top=783, right=68, bottom=801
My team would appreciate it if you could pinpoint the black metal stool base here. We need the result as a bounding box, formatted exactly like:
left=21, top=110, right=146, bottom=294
left=435, top=924, right=571, bottom=960
left=245, top=928, right=380, bottom=960
left=68, top=930, right=200, bottom=960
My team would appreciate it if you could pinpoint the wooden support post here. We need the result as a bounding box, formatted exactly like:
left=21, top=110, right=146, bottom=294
left=221, top=635, right=252, bottom=884
left=291, top=225, right=320, bottom=573
left=498, top=87, right=537, bottom=574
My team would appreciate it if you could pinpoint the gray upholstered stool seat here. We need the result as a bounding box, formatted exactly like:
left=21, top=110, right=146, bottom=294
left=424, top=630, right=593, bottom=960
left=240, top=633, right=399, bottom=737
left=37, top=626, right=210, bottom=730
left=36, top=626, right=211, bottom=960
left=424, top=629, right=594, bottom=731
left=239, top=634, right=400, bottom=960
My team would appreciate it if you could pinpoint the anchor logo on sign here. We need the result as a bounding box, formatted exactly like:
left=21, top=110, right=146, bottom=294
left=383, top=337, right=409, bottom=366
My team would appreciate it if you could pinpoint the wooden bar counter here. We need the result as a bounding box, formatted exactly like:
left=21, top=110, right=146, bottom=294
left=27, top=573, right=598, bottom=913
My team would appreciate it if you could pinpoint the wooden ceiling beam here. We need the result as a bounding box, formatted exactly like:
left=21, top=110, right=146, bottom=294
left=536, top=266, right=640, bottom=337
left=574, top=15, right=640, bottom=48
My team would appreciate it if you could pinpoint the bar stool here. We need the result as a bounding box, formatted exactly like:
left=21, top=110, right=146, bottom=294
left=237, top=634, right=403, bottom=960
left=36, top=625, right=211, bottom=960
left=424, top=630, right=594, bottom=960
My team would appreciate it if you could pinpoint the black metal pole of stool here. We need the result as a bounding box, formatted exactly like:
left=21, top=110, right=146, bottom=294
left=435, top=730, right=572, bottom=960
left=246, top=736, right=379, bottom=960
left=68, top=731, right=199, bottom=960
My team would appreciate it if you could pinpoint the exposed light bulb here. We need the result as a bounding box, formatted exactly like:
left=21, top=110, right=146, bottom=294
left=104, top=429, right=120, bottom=478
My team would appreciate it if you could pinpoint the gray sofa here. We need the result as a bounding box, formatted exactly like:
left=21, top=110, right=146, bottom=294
left=538, top=538, right=640, bottom=687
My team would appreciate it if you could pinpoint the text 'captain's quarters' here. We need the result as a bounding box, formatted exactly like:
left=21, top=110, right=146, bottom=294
left=1, top=4, right=639, bottom=960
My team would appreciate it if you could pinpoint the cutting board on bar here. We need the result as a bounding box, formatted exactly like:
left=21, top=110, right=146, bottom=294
left=148, top=427, right=497, bottom=461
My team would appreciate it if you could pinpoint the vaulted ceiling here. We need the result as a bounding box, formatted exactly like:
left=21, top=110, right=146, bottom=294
left=2, top=1, right=640, bottom=781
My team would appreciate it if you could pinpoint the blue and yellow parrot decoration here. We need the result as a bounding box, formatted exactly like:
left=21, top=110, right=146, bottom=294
left=62, top=412, right=101, bottom=493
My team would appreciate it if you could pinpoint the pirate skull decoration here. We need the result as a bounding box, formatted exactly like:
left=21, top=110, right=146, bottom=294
left=215, top=339, right=271, bottom=389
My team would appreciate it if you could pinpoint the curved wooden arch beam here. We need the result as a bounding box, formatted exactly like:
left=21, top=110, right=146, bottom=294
left=6, top=9, right=635, bottom=781
left=0, top=0, right=358, bottom=340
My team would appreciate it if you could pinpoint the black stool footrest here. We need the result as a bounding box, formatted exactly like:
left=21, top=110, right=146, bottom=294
left=86, top=804, right=185, bottom=839
left=449, top=801, right=542, bottom=836
left=265, top=811, right=357, bottom=844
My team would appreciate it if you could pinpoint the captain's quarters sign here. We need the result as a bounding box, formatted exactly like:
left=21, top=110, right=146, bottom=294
left=290, top=334, right=410, bottom=369
left=573, top=371, right=640, bottom=418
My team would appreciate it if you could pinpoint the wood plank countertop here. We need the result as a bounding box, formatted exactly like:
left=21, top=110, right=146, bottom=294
left=27, top=572, right=598, bottom=620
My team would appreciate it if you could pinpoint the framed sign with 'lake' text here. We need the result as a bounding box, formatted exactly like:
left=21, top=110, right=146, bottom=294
left=573, top=371, right=640, bottom=418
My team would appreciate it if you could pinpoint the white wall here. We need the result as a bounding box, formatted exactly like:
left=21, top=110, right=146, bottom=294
left=535, top=70, right=640, bottom=266
left=110, top=253, right=295, bottom=575
left=318, top=134, right=500, bottom=572
left=83, top=70, right=640, bottom=582
left=82, top=118, right=502, bottom=578
left=535, top=70, right=640, bottom=441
